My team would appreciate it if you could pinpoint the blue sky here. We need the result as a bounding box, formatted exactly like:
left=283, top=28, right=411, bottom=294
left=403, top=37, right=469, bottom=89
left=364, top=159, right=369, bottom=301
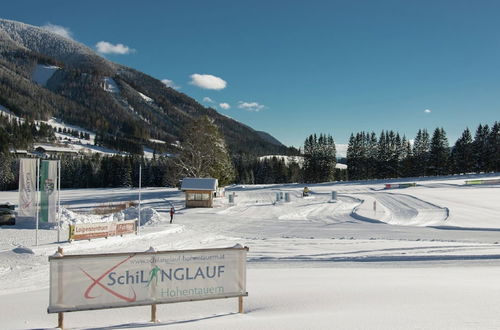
left=2, top=0, right=500, bottom=149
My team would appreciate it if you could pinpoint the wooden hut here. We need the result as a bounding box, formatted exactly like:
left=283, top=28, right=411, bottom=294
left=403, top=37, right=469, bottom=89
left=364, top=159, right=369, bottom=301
left=181, top=178, right=218, bottom=208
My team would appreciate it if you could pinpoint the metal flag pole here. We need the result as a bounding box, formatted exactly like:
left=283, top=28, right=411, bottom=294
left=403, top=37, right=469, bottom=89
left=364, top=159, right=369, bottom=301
left=35, top=158, right=40, bottom=246
left=138, top=163, right=142, bottom=235
left=57, top=160, right=61, bottom=243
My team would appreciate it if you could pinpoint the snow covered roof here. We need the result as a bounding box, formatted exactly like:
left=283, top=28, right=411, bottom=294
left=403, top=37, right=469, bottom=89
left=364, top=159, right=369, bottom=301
left=181, top=178, right=218, bottom=191
left=9, top=148, right=28, bottom=154
left=34, top=144, right=78, bottom=153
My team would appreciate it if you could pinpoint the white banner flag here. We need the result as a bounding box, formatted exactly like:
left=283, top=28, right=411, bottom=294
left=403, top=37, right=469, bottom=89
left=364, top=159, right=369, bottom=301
left=18, top=158, right=38, bottom=218
left=48, top=247, right=247, bottom=313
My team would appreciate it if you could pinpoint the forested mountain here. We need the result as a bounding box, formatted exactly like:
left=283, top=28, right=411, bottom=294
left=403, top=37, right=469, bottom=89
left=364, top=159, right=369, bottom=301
left=0, top=18, right=286, bottom=156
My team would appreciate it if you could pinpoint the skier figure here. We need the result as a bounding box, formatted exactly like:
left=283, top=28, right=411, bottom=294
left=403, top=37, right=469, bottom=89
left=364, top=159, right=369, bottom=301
left=169, top=207, right=175, bottom=224
left=147, top=265, right=161, bottom=287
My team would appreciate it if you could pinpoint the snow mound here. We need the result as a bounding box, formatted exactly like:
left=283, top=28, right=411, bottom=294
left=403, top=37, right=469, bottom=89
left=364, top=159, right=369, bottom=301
left=60, top=208, right=115, bottom=224
left=59, top=206, right=162, bottom=226
left=122, top=207, right=162, bottom=226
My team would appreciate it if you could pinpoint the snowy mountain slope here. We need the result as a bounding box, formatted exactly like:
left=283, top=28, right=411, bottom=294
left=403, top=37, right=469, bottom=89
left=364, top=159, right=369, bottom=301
left=0, top=18, right=115, bottom=73
left=1, top=108, right=165, bottom=158
left=0, top=18, right=286, bottom=156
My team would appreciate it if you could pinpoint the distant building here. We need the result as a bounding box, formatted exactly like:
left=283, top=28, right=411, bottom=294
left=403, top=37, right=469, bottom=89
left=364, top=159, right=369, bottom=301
left=33, top=144, right=79, bottom=157
left=181, top=178, right=218, bottom=208
left=9, top=148, right=29, bottom=156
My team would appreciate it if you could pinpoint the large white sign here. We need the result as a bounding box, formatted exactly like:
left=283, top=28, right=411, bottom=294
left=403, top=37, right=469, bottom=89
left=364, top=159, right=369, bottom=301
left=48, top=247, right=247, bottom=313
left=18, top=158, right=38, bottom=218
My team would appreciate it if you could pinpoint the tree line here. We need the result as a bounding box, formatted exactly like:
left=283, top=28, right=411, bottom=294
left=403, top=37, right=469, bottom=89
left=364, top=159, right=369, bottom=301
left=347, top=122, right=500, bottom=180
left=1, top=119, right=499, bottom=191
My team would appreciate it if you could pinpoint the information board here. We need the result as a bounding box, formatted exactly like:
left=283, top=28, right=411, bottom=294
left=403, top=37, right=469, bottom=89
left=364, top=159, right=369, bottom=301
left=48, top=247, right=247, bottom=313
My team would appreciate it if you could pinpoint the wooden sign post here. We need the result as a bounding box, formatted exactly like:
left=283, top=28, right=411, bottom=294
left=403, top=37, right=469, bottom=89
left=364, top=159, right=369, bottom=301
left=151, top=304, right=157, bottom=323
left=239, top=296, right=244, bottom=314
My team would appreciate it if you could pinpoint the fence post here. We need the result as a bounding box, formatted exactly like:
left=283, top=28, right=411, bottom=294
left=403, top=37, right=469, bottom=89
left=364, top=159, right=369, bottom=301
left=57, top=246, right=64, bottom=329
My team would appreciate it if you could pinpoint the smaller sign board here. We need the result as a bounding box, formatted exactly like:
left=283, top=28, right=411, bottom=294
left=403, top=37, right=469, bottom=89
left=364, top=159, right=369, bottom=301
left=465, top=179, right=500, bottom=185
left=385, top=183, right=416, bottom=189
left=69, top=220, right=137, bottom=241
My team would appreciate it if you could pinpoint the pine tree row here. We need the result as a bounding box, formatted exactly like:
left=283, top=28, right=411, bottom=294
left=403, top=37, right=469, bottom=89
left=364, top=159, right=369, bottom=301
left=303, top=134, right=337, bottom=183
left=347, top=122, right=500, bottom=180
left=0, top=154, right=179, bottom=191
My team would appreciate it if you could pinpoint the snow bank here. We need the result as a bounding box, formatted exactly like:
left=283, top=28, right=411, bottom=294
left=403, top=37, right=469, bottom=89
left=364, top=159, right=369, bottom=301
left=122, top=206, right=162, bottom=226
left=59, top=206, right=163, bottom=226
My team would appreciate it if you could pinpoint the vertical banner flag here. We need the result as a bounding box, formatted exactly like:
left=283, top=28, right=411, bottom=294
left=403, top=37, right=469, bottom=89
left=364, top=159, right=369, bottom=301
left=40, top=160, right=59, bottom=223
left=18, top=158, right=38, bottom=218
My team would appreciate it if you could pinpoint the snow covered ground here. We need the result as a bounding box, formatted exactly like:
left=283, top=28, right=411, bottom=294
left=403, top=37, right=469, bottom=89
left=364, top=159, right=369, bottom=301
left=31, top=64, right=59, bottom=86
left=1, top=174, right=500, bottom=329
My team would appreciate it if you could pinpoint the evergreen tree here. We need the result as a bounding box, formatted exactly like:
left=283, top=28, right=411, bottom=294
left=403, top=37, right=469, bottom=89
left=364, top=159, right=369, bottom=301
left=472, top=124, right=490, bottom=173
left=346, top=133, right=358, bottom=180
left=303, top=133, right=336, bottom=183
left=400, top=136, right=413, bottom=177
left=451, top=128, right=474, bottom=174
left=288, top=159, right=302, bottom=183
left=0, top=151, right=14, bottom=190
left=303, top=134, right=317, bottom=183
left=377, top=131, right=391, bottom=178
left=366, top=132, right=378, bottom=179
left=429, top=127, right=450, bottom=176
left=413, top=129, right=430, bottom=176
left=488, top=122, right=500, bottom=172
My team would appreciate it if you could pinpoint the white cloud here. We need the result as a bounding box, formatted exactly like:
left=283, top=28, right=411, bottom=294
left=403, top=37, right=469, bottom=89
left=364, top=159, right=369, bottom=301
left=41, top=23, right=73, bottom=40
left=95, top=41, right=135, bottom=55
left=238, top=101, right=266, bottom=112
left=189, top=74, right=227, bottom=90
left=219, top=103, right=231, bottom=110
left=424, top=109, right=432, bottom=113
left=161, top=79, right=180, bottom=90
left=203, top=97, right=215, bottom=103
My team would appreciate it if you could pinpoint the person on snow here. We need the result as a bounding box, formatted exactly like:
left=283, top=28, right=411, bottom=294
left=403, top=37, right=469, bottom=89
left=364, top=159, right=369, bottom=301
left=169, top=207, right=175, bottom=223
